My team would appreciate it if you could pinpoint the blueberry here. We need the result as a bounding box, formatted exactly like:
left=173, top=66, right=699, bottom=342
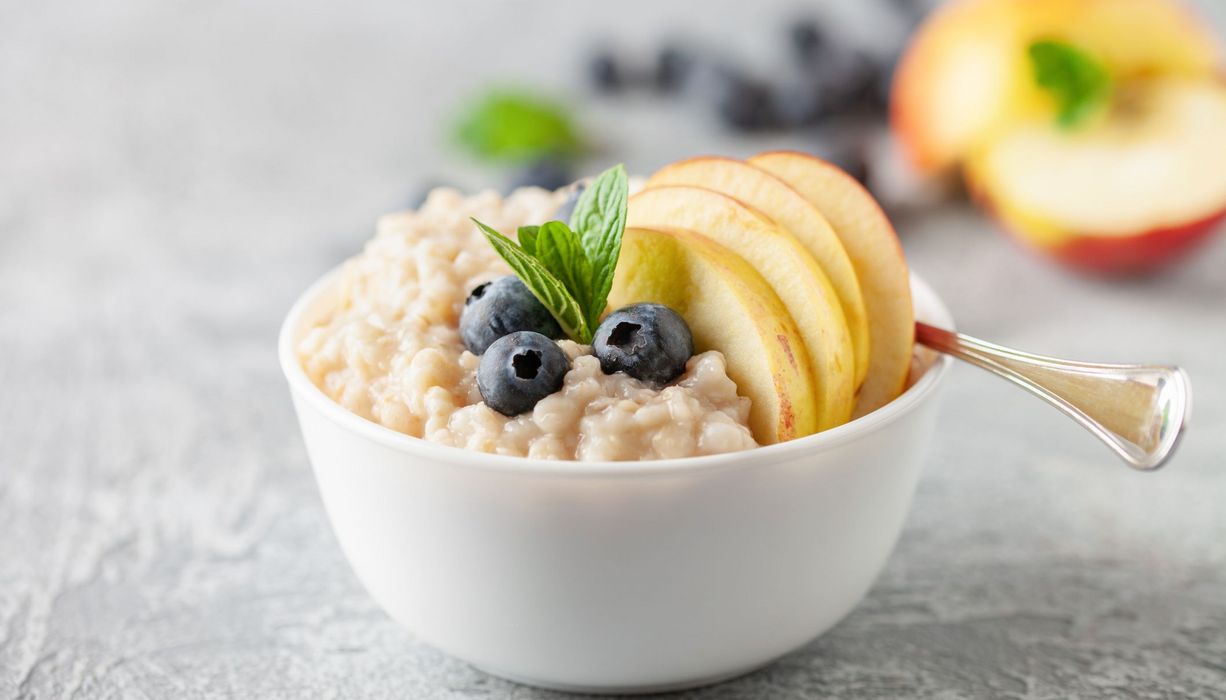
left=477, top=331, right=569, bottom=416
left=818, top=49, right=881, bottom=115
left=773, top=76, right=827, bottom=128
left=827, top=144, right=870, bottom=185
left=863, top=69, right=892, bottom=117
left=865, top=54, right=901, bottom=116
left=654, top=44, right=692, bottom=92
left=886, top=0, right=927, bottom=24
left=554, top=181, right=586, bottom=224
left=588, top=49, right=623, bottom=93
left=711, top=71, right=777, bottom=131
left=788, top=18, right=828, bottom=64
left=460, top=276, right=563, bottom=355
left=593, top=303, right=693, bottom=387
left=508, top=158, right=574, bottom=192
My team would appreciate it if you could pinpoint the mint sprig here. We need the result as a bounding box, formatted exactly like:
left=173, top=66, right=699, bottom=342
left=453, top=91, right=583, bottom=163
left=472, top=164, right=628, bottom=344
left=1028, top=39, right=1113, bottom=129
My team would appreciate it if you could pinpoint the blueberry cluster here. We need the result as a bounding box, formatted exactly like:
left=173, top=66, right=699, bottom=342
left=580, top=9, right=927, bottom=184
left=588, top=19, right=897, bottom=135
left=461, top=277, right=694, bottom=415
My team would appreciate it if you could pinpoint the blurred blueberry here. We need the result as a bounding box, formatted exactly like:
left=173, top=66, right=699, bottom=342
left=710, top=70, right=777, bottom=131
left=867, top=52, right=903, bottom=115
left=588, top=49, right=623, bottom=93
left=773, top=77, right=827, bottom=128
left=654, top=44, right=692, bottom=92
left=554, top=181, right=586, bottom=223
left=864, top=66, right=893, bottom=117
left=886, top=0, right=928, bottom=24
left=827, top=144, right=870, bottom=185
left=788, top=18, right=828, bottom=64
left=816, top=49, right=881, bottom=116
left=508, top=159, right=575, bottom=192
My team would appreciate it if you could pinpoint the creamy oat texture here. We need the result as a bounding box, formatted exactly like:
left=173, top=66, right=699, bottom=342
left=297, top=186, right=758, bottom=461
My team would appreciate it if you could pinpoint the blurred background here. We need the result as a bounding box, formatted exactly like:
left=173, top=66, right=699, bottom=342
left=3, top=0, right=1226, bottom=697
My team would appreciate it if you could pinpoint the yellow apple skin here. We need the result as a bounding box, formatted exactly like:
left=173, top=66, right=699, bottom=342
left=645, top=156, right=871, bottom=389
left=892, top=0, right=1223, bottom=173
left=610, top=227, right=820, bottom=443
left=749, top=151, right=914, bottom=419
left=965, top=78, right=1226, bottom=273
left=627, top=185, right=855, bottom=430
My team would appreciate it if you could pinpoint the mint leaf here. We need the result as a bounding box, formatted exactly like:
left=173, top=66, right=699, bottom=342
left=453, top=91, right=583, bottom=163
left=472, top=164, right=628, bottom=345
left=472, top=219, right=592, bottom=342
left=1028, top=40, right=1112, bottom=129
left=517, top=225, right=539, bottom=255
left=534, top=221, right=593, bottom=307
left=568, top=164, right=628, bottom=329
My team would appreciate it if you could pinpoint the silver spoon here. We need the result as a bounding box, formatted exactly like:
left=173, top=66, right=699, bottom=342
left=915, top=322, right=1191, bottom=470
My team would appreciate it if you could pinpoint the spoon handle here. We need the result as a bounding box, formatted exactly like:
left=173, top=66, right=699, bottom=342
left=914, top=322, right=1191, bottom=470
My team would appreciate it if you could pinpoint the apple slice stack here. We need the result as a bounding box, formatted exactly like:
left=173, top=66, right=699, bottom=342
left=608, top=153, right=914, bottom=444
left=892, top=0, right=1226, bottom=273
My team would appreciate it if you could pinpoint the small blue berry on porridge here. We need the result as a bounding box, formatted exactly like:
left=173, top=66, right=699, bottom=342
left=593, top=303, right=694, bottom=387
left=477, top=331, right=570, bottom=416
left=460, top=275, right=563, bottom=355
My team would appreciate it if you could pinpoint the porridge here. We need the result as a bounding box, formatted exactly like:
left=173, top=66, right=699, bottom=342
left=297, top=186, right=758, bottom=461
left=295, top=153, right=917, bottom=460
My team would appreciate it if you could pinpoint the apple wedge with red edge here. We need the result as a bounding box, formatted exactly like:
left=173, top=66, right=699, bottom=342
left=644, top=156, right=871, bottom=390
left=749, top=151, right=915, bottom=418
left=626, top=185, right=856, bottom=430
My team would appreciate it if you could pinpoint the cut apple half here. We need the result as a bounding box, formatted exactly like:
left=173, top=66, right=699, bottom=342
left=750, top=151, right=915, bottom=418
left=609, top=227, right=820, bottom=444
left=627, top=185, right=855, bottom=430
left=645, top=156, right=871, bottom=388
left=966, top=78, right=1226, bottom=272
left=892, top=0, right=1222, bottom=172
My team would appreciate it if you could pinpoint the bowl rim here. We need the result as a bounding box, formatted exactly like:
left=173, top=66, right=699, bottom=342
left=279, top=264, right=954, bottom=479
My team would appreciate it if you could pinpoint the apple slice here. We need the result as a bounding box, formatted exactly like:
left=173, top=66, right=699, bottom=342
left=965, top=78, right=1226, bottom=272
left=627, top=185, right=855, bottom=430
left=610, top=227, right=820, bottom=443
left=749, top=151, right=914, bottom=418
left=892, top=0, right=1222, bottom=172
left=645, top=156, right=870, bottom=388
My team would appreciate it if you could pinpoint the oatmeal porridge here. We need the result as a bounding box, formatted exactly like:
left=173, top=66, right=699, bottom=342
left=297, top=186, right=758, bottom=461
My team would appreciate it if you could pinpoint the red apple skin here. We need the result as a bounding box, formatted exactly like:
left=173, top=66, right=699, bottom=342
left=1045, top=209, right=1226, bottom=274
left=995, top=207, right=1226, bottom=275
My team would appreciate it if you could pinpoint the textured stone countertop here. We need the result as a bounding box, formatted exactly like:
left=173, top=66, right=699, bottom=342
left=2, top=1, right=1225, bottom=698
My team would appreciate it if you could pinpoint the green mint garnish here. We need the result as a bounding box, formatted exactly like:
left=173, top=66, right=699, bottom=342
left=567, top=164, right=629, bottom=332
left=472, top=164, right=628, bottom=344
left=1028, top=39, right=1113, bottom=129
left=453, top=90, right=583, bottom=162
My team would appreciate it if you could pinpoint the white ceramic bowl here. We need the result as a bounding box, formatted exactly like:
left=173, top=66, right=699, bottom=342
left=279, top=270, right=954, bottom=694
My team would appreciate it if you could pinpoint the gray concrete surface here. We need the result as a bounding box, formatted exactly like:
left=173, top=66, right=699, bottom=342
left=2, top=1, right=1225, bottom=698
